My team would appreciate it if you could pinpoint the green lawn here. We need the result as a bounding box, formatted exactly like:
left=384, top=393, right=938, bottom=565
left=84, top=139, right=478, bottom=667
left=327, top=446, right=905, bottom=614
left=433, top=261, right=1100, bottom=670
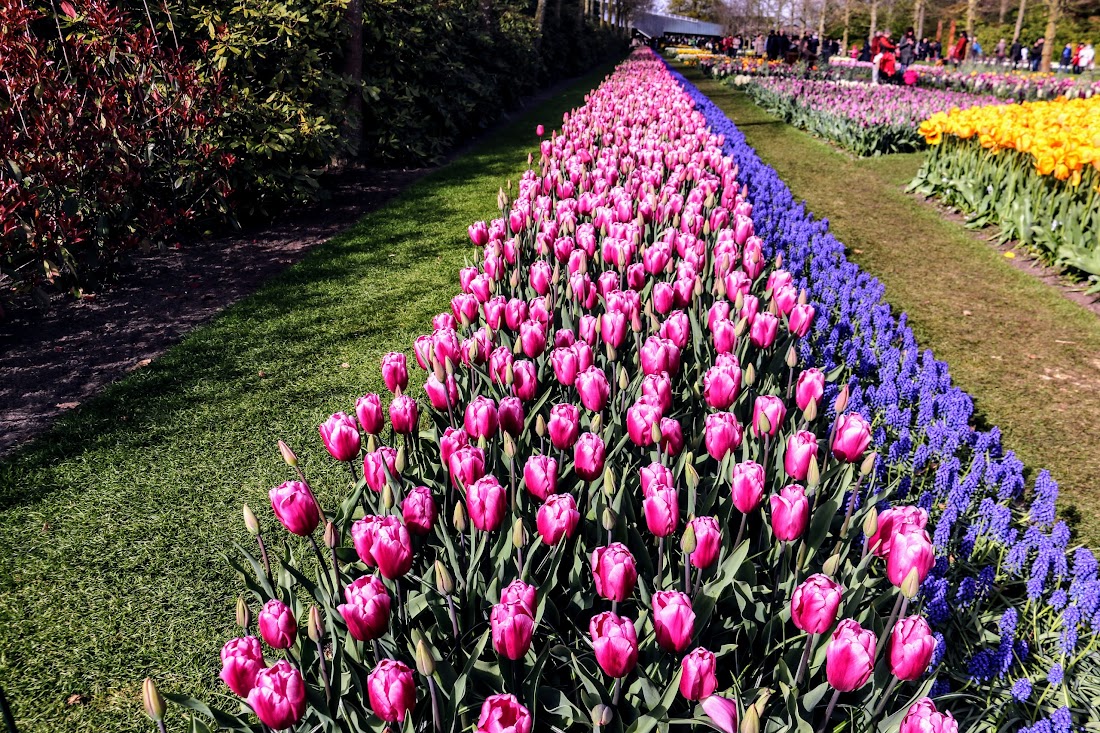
left=683, top=67, right=1100, bottom=545
left=0, top=63, right=619, bottom=733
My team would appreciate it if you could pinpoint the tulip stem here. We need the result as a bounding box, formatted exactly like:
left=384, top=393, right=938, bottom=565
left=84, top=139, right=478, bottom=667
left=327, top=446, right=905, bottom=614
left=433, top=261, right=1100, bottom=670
left=657, top=537, right=665, bottom=587
left=308, top=536, right=331, bottom=596
left=428, top=676, right=442, bottom=732
left=347, top=460, right=359, bottom=484
left=876, top=593, right=907, bottom=659
left=693, top=567, right=703, bottom=599
left=446, top=594, right=460, bottom=639
left=255, top=533, right=272, bottom=583
left=795, top=633, right=814, bottom=686
left=870, top=675, right=899, bottom=720
left=612, top=677, right=622, bottom=706
left=817, top=688, right=841, bottom=733
left=684, top=552, right=692, bottom=594
left=734, top=512, right=748, bottom=550
left=316, top=637, right=332, bottom=705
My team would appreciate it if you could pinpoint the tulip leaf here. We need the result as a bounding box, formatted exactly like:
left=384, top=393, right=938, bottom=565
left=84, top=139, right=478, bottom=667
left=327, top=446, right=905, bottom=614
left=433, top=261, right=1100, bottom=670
left=163, top=694, right=252, bottom=731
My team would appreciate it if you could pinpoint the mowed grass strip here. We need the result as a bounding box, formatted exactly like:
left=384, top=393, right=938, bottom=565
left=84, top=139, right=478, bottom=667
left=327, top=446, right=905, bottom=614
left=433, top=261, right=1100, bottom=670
left=683, top=67, right=1100, bottom=544
left=0, top=63, right=619, bottom=733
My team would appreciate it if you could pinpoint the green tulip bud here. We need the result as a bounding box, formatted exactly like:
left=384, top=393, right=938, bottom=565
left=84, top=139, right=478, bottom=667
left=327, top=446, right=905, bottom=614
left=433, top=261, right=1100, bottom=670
left=862, top=507, right=879, bottom=539
left=142, top=678, right=166, bottom=723
left=806, top=456, right=820, bottom=489
left=605, top=343, right=617, bottom=362
left=591, top=704, right=614, bottom=727
left=366, top=434, right=377, bottom=454
left=444, top=356, right=455, bottom=376
left=775, top=252, right=784, bottom=268
left=236, top=596, right=251, bottom=630
left=497, top=187, right=508, bottom=211
left=435, top=560, right=454, bottom=595
left=277, top=440, right=298, bottom=467
left=650, top=423, right=663, bottom=445
left=822, top=553, right=841, bottom=577
left=618, top=366, right=630, bottom=391
left=243, top=503, right=260, bottom=536
left=432, top=356, right=446, bottom=383
left=786, top=346, right=798, bottom=368
left=743, top=363, right=755, bottom=386
left=834, top=384, right=849, bottom=414
left=901, top=568, right=921, bottom=599
left=716, top=275, right=727, bottom=299
left=504, top=362, right=514, bottom=387
left=590, top=413, right=603, bottom=435
left=602, top=507, right=618, bottom=532
left=740, top=704, right=760, bottom=733
left=734, top=290, right=744, bottom=311
left=503, top=432, right=516, bottom=459
left=756, top=412, right=771, bottom=435
left=860, top=451, right=877, bottom=477
left=681, top=523, right=697, bottom=553
left=308, top=605, right=324, bottom=643
left=512, top=518, right=527, bottom=549
left=734, top=316, right=748, bottom=338
left=453, top=503, right=467, bottom=533
left=798, top=288, right=808, bottom=305
left=803, top=399, right=818, bottom=422
left=535, top=415, right=547, bottom=438
left=603, top=467, right=616, bottom=497
left=324, top=520, right=338, bottom=549
left=395, top=446, right=407, bottom=474
left=416, top=638, right=436, bottom=676
left=382, top=484, right=395, bottom=511
left=685, top=462, right=700, bottom=491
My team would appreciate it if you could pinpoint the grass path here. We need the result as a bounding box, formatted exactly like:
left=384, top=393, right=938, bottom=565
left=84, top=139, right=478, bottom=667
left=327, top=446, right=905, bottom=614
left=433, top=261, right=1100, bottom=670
left=684, top=67, right=1100, bottom=544
left=0, top=63, right=619, bottom=733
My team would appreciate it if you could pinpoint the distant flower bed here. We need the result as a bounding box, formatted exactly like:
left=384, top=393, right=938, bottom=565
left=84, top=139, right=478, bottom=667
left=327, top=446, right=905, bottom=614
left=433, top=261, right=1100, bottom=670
left=745, top=77, right=1006, bottom=156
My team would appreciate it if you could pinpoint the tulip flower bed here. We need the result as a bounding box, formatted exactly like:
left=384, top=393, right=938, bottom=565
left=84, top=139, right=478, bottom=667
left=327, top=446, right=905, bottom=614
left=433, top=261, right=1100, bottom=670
left=912, top=97, right=1100, bottom=281
left=744, top=78, right=1006, bottom=157
left=159, top=50, right=1099, bottom=733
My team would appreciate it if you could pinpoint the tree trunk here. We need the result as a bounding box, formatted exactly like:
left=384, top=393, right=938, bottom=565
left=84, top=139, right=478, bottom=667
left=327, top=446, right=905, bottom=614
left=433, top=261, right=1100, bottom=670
left=966, top=0, right=978, bottom=37
left=868, top=0, right=877, bottom=41
left=580, top=0, right=586, bottom=27
left=535, top=0, right=547, bottom=34
left=817, top=0, right=826, bottom=40
left=1039, top=0, right=1058, bottom=71
left=1012, top=0, right=1026, bottom=43
left=775, top=0, right=783, bottom=29
left=913, top=0, right=924, bottom=40
left=341, top=0, right=364, bottom=156
left=841, top=0, right=850, bottom=51
left=998, top=0, right=1009, bottom=24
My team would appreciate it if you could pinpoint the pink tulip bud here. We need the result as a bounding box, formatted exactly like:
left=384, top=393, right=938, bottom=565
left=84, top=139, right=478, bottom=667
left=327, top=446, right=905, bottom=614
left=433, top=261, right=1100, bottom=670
left=831, top=412, right=872, bottom=462
left=477, top=694, right=532, bottom=733
left=705, top=411, right=743, bottom=460
left=770, top=484, right=809, bottom=541
left=751, top=395, right=786, bottom=438
left=363, top=446, right=398, bottom=493
left=381, top=352, right=409, bottom=393
left=489, top=346, right=514, bottom=383
left=791, top=574, right=844, bottom=634
left=497, top=397, right=525, bottom=437
left=319, top=412, right=361, bottom=462
left=448, top=444, right=486, bottom=490
left=247, top=659, right=306, bottom=730
left=643, top=486, right=679, bottom=538
left=500, top=579, right=537, bottom=614
left=679, top=647, right=718, bottom=700
left=547, top=403, right=581, bottom=449
left=464, top=396, right=500, bottom=440
left=491, top=600, right=535, bottom=660
left=784, top=430, right=819, bottom=481
left=576, top=366, right=611, bottom=411
left=589, top=611, right=638, bottom=678
left=573, top=432, right=606, bottom=481
left=826, top=619, right=876, bottom=692
left=890, top=615, right=935, bottom=681
left=887, top=526, right=936, bottom=587
left=536, top=124, right=544, bottom=136
left=402, top=486, right=436, bottom=535
left=356, top=394, right=384, bottom=435
left=592, top=543, right=637, bottom=602
left=257, top=599, right=296, bottom=650
left=900, top=699, right=958, bottom=733
left=339, top=574, right=391, bottom=641
left=220, top=636, right=265, bottom=697
left=689, top=516, right=722, bottom=568
left=660, top=417, right=684, bottom=456
left=269, top=481, right=320, bottom=537
left=731, top=461, right=766, bottom=514
left=468, top=475, right=508, bottom=531
left=789, top=303, right=815, bottom=337
left=796, top=369, right=825, bottom=411
left=512, top=360, right=538, bottom=401
left=749, top=312, right=778, bottom=348
left=537, top=493, right=580, bottom=544
left=389, top=395, right=419, bottom=435
left=367, top=659, right=415, bottom=722
left=869, top=506, right=928, bottom=558
left=652, top=590, right=695, bottom=653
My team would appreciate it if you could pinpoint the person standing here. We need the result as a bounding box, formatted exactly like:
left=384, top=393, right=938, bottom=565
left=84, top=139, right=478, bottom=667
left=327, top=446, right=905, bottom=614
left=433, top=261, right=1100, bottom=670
left=1079, top=43, right=1094, bottom=72
left=950, top=31, right=969, bottom=67
left=1061, top=43, right=1073, bottom=70
left=1030, top=38, right=1043, bottom=71
left=995, top=38, right=1007, bottom=65
left=899, top=28, right=916, bottom=70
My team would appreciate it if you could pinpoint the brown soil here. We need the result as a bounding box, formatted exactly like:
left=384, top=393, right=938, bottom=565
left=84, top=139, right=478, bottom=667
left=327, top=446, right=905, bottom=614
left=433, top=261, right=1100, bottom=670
left=0, top=166, right=428, bottom=455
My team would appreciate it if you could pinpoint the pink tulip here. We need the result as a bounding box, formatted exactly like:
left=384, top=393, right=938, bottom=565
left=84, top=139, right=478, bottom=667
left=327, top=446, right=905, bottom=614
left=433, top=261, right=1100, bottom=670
left=269, top=481, right=320, bottom=537
left=523, top=455, right=558, bottom=500
left=464, top=396, right=499, bottom=440
left=477, top=694, right=532, bottom=733
left=700, top=696, right=739, bottom=733
left=537, top=493, right=580, bottom=544
left=468, top=475, right=508, bottom=531
left=770, top=484, right=809, bottom=541
left=731, top=461, right=766, bottom=513
left=247, top=660, right=306, bottom=730
left=749, top=312, right=778, bottom=348
left=468, top=221, right=489, bottom=246
left=551, top=347, right=580, bottom=386
left=795, top=369, right=825, bottom=411
left=339, top=574, right=391, bottom=641
left=589, top=612, right=638, bottom=678
left=547, top=403, right=580, bottom=449
left=448, top=444, right=486, bottom=490
left=439, top=427, right=468, bottom=465
left=640, top=462, right=673, bottom=495
left=489, top=346, right=513, bottom=383
left=424, top=373, right=459, bottom=409
left=660, top=417, right=684, bottom=456
left=641, top=372, right=673, bottom=413
left=500, top=579, right=537, bottom=614
left=679, top=647, right=718, bottom=700
left=576, top=366, right=610, bottom=411
left=739, top=293, right=760, bottom=324
left=826, top=619, right=876, bottom=692
left=712, top=317, right=738, bottom=353
left=890, top=615, right=936, bottom=681
left=652, top=590, right=695, bottom=653
left=413, top=335, right=433, bottom=370
left=367, top=659, right=415, bottom=723
left=773, top=285, right=798, bottom=315
left=519, top=320, right=546, bottom=358
left=512, top=360, right=538, bottom=401
left=363, top=446, right=398, bottom=493
left=689, top=516, right=722, bottom=568
left=640, top=336, right=679, bottom=375
left=220, top=636, right=265, bottom=697
left=356, top=394, right=384, bottom=434
left=653, top=282, right=675, bottom=313
left=381, top=352, right=409, bottom=393
left=703, top=364, right=741, bottom=410
left=257, top=599, right=296, bottom=650
left=784, top=431, right=819, bottom=481
left=831, top=412, right=872, bottom=462
left=899, top=699, right=958, bottom=733
left=887, top=526, right=936, bottom=587
left=751, top=394, right=786, bottom=438
left=497, top=396, right=525, bottom=437
left=402, top=485, right=436, bottom=535
left=351, top=515, right=382, bottom=567
left=491, top=600, right=535, bottom=660
left=791, top=574, right=844, bottom=634
left=869, top=506, right=929, bottom=558
left=573, top=432, right=606, bottom=481
left=372, top=516, right=413, bottom=579
left=319, top=412, right=361, bottom=462
left=601, top=311, right=628, bottom=348
left=705, top=412, right=743, bottom=460
left=644, top=487, right=679, bottom=538
left=591, top=543, right=637, bottom=602
left=789, top=303, right=815, bottom=337
left=529, top=260, right=552, bottom=295
left=389, top=395, right=418, bottom=434
left=627, top=400, right=662, bottom=446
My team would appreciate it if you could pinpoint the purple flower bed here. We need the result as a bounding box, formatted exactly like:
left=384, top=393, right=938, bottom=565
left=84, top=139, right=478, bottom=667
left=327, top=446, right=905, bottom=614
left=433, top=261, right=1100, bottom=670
left=666, top=60, right=1100, bottom=732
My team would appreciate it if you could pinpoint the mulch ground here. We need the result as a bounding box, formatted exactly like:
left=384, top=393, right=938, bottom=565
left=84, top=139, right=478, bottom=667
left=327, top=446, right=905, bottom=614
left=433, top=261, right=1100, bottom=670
left=0, top=166, right=427, bottom=455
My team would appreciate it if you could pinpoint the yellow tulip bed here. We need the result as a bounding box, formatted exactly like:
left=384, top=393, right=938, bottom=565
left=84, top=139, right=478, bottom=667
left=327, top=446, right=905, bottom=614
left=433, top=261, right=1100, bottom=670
left=911, top=96, right=1100, bottom=283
